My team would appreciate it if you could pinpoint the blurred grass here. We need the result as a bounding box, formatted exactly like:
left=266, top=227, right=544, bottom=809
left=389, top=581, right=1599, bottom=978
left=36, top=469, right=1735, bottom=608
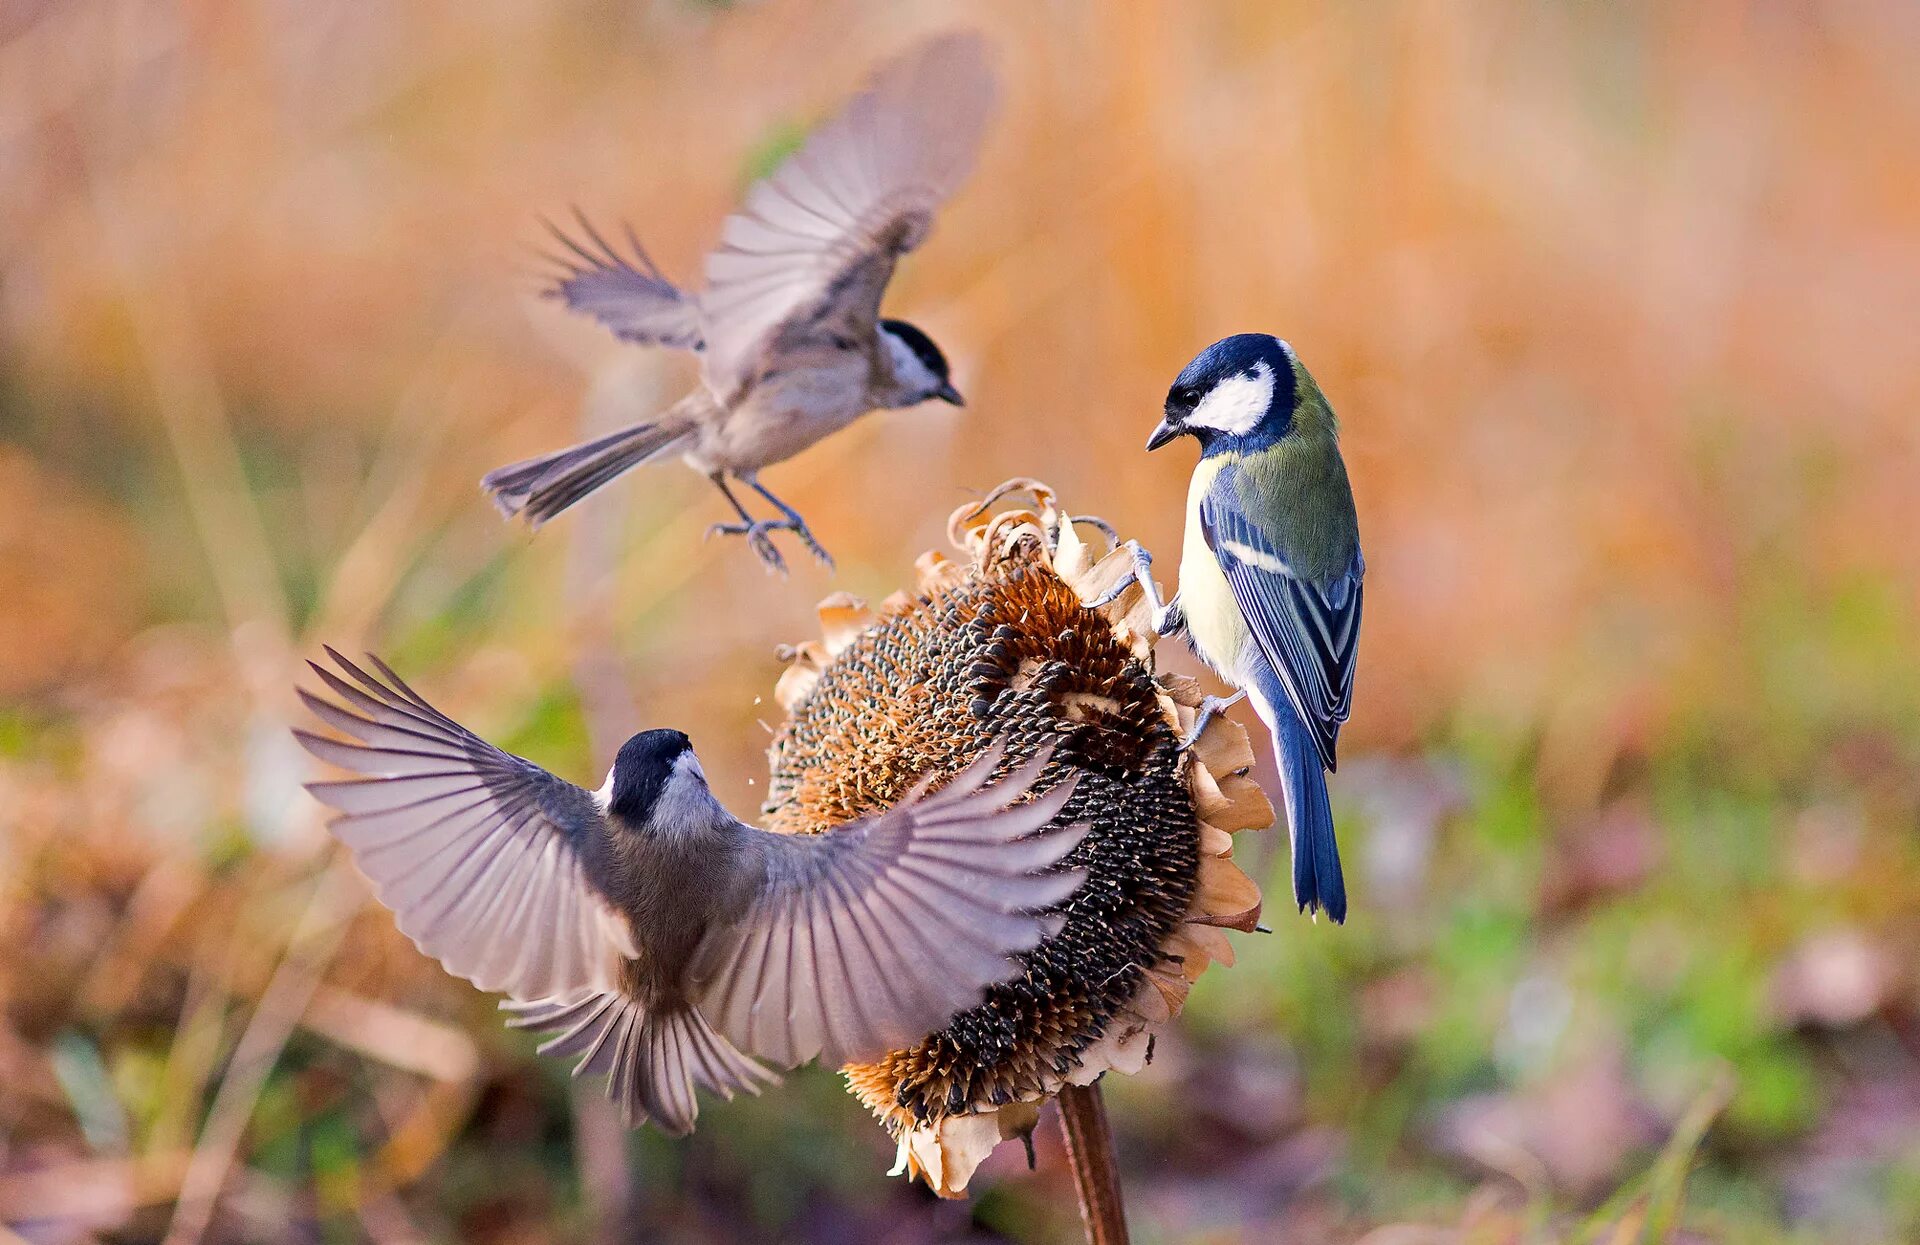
left=3, top=0, right=1919, bottom=1241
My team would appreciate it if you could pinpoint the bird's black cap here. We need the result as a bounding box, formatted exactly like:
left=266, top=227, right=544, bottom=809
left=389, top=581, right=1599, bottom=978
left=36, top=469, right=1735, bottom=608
left=1152, top=333, right=1297, bottom=450
left=609, top=729, right=693, bottom=824
left=881, top=319, right=953, bottom=383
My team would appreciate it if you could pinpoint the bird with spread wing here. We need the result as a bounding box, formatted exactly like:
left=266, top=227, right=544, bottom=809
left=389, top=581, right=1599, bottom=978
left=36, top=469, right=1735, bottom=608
left=485, top=32, right=995, bottom=574
left=295, top=649, right=1087, bottom=1134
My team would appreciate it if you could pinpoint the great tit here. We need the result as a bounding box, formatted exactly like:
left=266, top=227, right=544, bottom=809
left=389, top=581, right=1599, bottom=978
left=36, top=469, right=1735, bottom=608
left=1097, top=334, right=1363, bottom=922
left=294, top=648, right=1086, bottom=1134
left=483, top=32, right=992, bottom=574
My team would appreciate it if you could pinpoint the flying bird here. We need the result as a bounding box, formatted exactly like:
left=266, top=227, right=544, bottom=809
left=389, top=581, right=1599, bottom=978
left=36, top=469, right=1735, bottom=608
left=294, top=648, right=1085, bottom=1133
left=484, top=32, right=996, bottom=573
left=1095, top=334, right=1364, bottom=923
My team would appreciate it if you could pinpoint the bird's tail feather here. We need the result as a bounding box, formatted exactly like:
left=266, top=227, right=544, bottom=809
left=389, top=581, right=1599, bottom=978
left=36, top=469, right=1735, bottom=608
left=504, top=993, right=778, bottom=1135
left=481, top=415, right=695, bottom=528
left=1250, top=675, right=1347, bottom=923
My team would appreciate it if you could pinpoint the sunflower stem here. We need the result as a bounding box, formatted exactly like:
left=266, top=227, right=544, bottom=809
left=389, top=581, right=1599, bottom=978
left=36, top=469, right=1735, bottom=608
left=1056, top=1082, right=1129, bottom=1245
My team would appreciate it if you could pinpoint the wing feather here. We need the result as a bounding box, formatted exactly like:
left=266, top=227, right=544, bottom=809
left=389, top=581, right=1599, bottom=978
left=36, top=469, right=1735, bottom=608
left=698, top=32, right=997, bottom=396
left=1199, top=473, right=1364, bottom=770
left=687, top=743, right=1088, bottom=1069
left=295, top=648, right=635, bottom=1001
left=542, top=211, right=707, bottom=351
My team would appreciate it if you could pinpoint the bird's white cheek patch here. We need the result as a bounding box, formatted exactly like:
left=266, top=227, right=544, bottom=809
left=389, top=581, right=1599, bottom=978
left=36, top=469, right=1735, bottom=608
left=592, top=770, right=616, bottom=814
left=1189, top=361, right=1275, bottom=436
left=882, top=331, right=940, bottom=396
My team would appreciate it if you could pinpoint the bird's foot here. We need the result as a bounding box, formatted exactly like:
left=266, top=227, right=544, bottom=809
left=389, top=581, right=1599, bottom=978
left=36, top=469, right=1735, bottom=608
left=789, top=521, right=835, bottom=571
left=705, top=520, right=791, bottom=576
left=1179, top=689, right=1247, bottom=751
left=704, top=517, right=834, bottom=575
left=1085, top=548, right=1148, bottom=609
left=1087, top=540, right=1183, bottom=636
left=732, top=475, right=835, bottom=574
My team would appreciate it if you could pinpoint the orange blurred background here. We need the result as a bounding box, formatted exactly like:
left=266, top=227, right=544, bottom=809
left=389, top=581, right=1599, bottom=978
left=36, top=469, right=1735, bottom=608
left=4, top=2, right=1919, bottom=1242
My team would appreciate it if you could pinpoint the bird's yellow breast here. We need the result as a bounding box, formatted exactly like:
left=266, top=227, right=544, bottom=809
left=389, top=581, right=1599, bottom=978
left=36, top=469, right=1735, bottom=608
left=1178, top=456, right=1257, bottom=685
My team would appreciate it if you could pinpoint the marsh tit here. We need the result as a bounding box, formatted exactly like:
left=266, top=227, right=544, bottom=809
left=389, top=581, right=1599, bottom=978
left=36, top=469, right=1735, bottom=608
left=484, top=32, right=993, bottom=574
left=295, top=649, right=1085, bottom=1134
left=1096, top=334, right=1364, bottom=923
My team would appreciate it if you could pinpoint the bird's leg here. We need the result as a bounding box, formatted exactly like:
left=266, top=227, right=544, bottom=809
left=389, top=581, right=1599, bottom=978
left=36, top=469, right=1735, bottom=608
left=1087, top=540, right=1184, bottom=637
left=1180, top=688, right=1247, bottom=751
left=703, top=473, right=788, bottom=575
left=704, top=472, right=762, bottom=531
left=741, top=474, right=835, bottom=571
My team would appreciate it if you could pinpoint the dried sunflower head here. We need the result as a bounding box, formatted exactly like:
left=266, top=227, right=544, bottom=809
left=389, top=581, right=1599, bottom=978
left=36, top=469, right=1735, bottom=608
left=765, top=479, right=1274, bottom=1195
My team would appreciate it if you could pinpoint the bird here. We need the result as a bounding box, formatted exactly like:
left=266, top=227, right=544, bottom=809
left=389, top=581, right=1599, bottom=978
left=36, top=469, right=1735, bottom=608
left=483, top=32, right=996, bottom=574
left=292, top=647, right=1087, bottom=1134
left=1093, top=333, right=1364, bottom=923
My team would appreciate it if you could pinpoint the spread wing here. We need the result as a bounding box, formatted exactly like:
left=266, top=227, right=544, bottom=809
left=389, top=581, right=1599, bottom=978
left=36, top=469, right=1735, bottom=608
left=1200, top=472, right=1364, bottom=770
left=687, top=743, right=1087, bottom=1069
left=541, top=212, right=707, bottom=351
left=294, top=649, right=638, bottom=1001
left=697, top=31, right=997, bottom=398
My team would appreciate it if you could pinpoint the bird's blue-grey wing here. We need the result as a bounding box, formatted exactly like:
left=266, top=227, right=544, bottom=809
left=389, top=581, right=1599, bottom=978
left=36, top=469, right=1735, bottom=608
left=685, top=742, right=1087, bottom=1070
left=294, top=648, right=638, bottom=1001
left=697, top=32, right=998, bottom=397
left=1199, top=469, right=1363, bottom=770
left=542, top=213, right=707, bottom=351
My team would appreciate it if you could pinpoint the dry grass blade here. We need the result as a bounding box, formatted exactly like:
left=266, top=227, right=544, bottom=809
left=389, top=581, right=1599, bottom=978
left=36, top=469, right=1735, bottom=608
left=79, top=859, right=204, bottom=1017
left=1639, top=1072, right=1737, bottom=1241
left=299, top=989, right=485, bottom=1194
left=75, top=167, right=289, bottom=640
left=0, top=1152, right=191, bottom=1225
left=1571, top=1070, right=1735, bottom=1245
left=160, top=865, right=362, bottom=1245
left=300, top=987, right=479, bottom=1084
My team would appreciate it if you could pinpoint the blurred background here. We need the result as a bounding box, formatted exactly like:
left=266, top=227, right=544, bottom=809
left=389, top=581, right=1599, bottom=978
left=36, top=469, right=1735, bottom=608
left=3, top=0, right=1918, bottom=1241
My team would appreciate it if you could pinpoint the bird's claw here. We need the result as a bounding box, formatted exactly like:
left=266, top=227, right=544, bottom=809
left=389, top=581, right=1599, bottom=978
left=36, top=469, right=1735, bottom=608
left=1087, top=577, right=1134, bottom=610
left=791, top=523, right=835, bottom=571
left=748, top=530, right=789, bottom=575
left=1088, top=541, right=1179, bottom=637
left=1179, top=690, right=1247, bottom=750
left=705, top=520, right=791, bottom=575
left=1088, top=544, right=1151, bottom=609
left=705, top=517, right=834, bottom=575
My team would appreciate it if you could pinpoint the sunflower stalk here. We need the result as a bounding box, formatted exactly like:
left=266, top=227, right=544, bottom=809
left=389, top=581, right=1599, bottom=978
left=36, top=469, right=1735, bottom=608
left=1057, top=1084, right=1129, bottom=1245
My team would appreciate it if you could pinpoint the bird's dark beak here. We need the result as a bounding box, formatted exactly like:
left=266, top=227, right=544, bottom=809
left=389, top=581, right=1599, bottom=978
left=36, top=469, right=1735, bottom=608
left=935, top=382, right=964, bottom=407
left=1145, top=417, right=1182, bottom=451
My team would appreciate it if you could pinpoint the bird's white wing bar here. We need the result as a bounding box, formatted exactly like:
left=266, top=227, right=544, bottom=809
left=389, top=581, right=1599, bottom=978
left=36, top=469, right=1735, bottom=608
left=1218, top=537, right=1292, bottom=576
left=697, top=31, right=998, bottom=398
left=295, top=648, right=637, bottom=1001
left=1199, top=473, right=1364, bottom=770
left=687, top=742, right=1088, bottom=1069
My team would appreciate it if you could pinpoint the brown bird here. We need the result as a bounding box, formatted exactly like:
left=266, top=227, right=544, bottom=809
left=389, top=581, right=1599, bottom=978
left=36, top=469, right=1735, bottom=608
left=294, top=649, right=1086, bottom=1133
left=483, top=31, right=996, bottom=573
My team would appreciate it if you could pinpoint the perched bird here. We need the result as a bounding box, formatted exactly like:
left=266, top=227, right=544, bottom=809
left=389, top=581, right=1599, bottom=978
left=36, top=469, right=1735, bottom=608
left=484, top=32, right=995, bottom=573
left=293, top=648, right=1085, bottom=1133
left=1095, top=334, right=1364, bottom=923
